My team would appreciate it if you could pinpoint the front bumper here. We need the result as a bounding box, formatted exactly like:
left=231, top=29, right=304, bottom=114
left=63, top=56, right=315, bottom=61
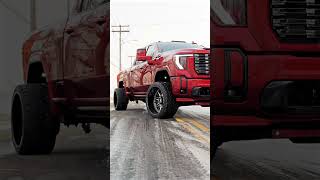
left=213, top=115, right=320, bottom=140
left=213, top=53, right=320, bottom=126
left=170, top=76, right=210, bottom=105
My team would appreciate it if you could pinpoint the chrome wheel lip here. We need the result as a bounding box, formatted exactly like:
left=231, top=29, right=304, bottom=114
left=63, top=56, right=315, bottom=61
left=153, top=89, right=164, bottom=113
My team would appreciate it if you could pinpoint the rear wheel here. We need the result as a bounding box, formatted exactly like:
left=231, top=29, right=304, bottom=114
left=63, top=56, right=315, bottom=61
left=114, top=88, right=128, bottom=111
left=212, top=129, right=223, bottom=158
left=146, top=82, right=178, bottom=119
left=212, top=139, right=223, bottom=158
left=11, top=84, right=59, bottom=155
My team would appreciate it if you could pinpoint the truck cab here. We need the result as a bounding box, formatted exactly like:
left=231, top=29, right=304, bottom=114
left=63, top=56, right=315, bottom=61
left=115, top=41, right=210, bottom=118
left=11, top=0, right=109, bottom=155
left=211, top=0, right=320, bottom=155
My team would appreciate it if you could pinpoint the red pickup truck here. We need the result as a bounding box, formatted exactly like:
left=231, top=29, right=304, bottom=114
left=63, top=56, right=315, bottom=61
left=212, top=0, right=320, bottom=156
left=11, top=0, right=109, bottom=155
left=114, top=41, right=210, bottom=118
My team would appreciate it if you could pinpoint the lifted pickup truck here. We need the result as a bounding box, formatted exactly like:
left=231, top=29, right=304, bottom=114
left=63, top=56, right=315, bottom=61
left=11, top=0, right=109, bottom=155
left=114, top=41, right=210, bottom=118
left=212, top=0, right=320, bottom=156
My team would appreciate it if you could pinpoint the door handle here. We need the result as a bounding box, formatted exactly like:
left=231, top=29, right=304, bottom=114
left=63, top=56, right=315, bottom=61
left=65, top=27, right=74, bottom=34
left=95, top=19, right=106, bottom=26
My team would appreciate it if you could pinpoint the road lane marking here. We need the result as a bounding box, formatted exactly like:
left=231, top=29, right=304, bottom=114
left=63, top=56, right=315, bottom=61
left=188, top=119, right=210, bottom=133
left=176, top=117, right=209, bottom=133
left=176, top=117, right=210, bottom=144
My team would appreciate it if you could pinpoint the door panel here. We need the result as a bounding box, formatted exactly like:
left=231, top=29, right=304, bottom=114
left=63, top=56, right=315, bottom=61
left=130, top=61, right=148, bottom=93
left=141, top=64, right=153, bottom=92
left=64, top=1, right=109, bottom=104
left=133, top=44, right=157, bottom=93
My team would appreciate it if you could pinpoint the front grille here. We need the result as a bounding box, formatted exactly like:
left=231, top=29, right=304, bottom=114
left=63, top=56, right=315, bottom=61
left=194, top=54, right=210, bottom=75
left=271, top=0, right=320, bottom=43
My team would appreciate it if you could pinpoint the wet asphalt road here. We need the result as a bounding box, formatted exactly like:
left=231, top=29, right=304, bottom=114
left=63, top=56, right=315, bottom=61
left=110, top=103, right=210, bottom=180
left=0, top=114, right=108, bottom=180
left=213, top=140, right=320, bottom=180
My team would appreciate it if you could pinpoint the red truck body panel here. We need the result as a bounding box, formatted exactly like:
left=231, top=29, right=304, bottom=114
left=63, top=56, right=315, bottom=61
left=118, top=42, right=210, bottom=105
left=211, top=0, right=320, bottom=140
left=21, top=1, right=110, bottom=118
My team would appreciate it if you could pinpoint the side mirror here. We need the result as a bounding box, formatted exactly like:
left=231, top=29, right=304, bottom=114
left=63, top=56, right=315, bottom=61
left=146, top=56, right=155, bottom=65
left=136, top=48, right=154, bottom=64
left=137, top=55, right=152, bottom=62
left=136, top=48, right=147, bottom=61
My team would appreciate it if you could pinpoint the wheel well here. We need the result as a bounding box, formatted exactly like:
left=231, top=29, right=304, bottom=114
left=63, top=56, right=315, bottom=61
left=27, top=62, right=47, bottom=83
left=155, top=71, right=170, bottom=82
left=118, top=81, right=124, bottom=88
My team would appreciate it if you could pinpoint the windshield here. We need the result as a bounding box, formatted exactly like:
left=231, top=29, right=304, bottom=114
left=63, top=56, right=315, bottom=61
left=157, top=42, right=203, bottom=53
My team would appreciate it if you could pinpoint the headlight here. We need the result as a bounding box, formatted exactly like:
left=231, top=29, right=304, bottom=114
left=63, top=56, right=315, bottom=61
left=174, top=54, right=193, bottom=70
left=211, top=0, right=247, bottom=26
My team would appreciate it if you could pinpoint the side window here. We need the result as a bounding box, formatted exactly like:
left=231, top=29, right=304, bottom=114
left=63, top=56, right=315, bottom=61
left=80, top=0, right=90, bottom=12
left=153, top=45, right=160, bottom=58
left=90, top=0, right=108, bottom=9
left=73, top=0, right=107, bottom=13
left=71, top=0, right=82, bottom=14
left=146, top=45, right=155, bottom=57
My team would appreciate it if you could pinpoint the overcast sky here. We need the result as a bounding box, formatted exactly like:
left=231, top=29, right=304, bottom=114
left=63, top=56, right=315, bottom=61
left=0, top=0, right=67, bottom=113
left=110, top=0, right=210, bottom=93
left=0, top=0, right=209, bottom=112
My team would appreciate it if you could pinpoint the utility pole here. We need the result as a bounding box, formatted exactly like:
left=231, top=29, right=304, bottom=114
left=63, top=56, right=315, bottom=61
left=67, top=0, right=71, bottom=16
left=128, top=56, right=135, bottom=67
left=30, top=0, right=37, bottom=31
left=112, top=25, right=130, bottom=71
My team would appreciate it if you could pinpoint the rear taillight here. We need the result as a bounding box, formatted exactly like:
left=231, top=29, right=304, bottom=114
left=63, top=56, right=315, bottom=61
left=211, top=0, right=247, bottom=26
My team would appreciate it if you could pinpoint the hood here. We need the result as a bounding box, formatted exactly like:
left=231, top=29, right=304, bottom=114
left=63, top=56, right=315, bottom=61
left=162, top=48, right=210, bottom=57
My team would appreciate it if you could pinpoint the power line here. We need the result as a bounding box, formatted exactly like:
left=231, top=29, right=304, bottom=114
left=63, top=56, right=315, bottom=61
left=0, top=0, right=30, bottom=25
left=112, top=25, right=130, bottom=71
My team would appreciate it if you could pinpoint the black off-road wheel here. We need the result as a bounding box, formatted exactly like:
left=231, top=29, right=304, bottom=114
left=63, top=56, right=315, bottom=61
left=114, top=88, right=128, bottom=111
left=11, top=84, right=59, bottom=155
left=212, top=139, right=223, bottom=158
left=146, top=82, right=178, bottom=119
left=212, top=129, right=223, bottom=158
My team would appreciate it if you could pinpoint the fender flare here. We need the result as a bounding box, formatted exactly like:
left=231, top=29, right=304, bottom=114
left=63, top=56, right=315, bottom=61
left=26, top=52, right=50, bottom=83
left=153, top=67, right=171, bottom=82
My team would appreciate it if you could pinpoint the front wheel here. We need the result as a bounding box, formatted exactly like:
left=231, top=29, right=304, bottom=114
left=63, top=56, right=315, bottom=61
left=146, top=82, right=178, bottom=119
left=11, top=84, right=59, bottom=155
left=212, top=129, right=223, bottom=158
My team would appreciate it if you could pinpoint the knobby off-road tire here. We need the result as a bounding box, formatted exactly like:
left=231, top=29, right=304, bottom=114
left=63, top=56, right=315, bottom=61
left=146, top=82, right=178, bottom=119
left=212, top=129, right=223, bottom=158
left=114, top=88, right=128, bottom=111
left=11, top=84, right=59, bottom=155
left=212, top=140, right=220, bottom=158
